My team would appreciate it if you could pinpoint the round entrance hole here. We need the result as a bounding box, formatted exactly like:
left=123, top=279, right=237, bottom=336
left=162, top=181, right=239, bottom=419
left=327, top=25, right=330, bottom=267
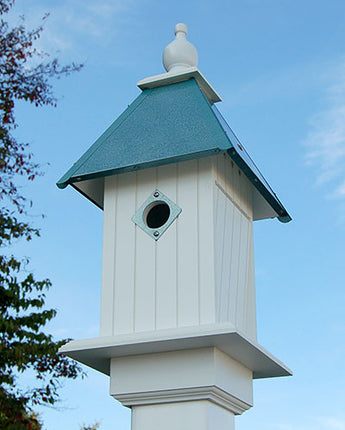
left=145, top=201, right=170, bottom=229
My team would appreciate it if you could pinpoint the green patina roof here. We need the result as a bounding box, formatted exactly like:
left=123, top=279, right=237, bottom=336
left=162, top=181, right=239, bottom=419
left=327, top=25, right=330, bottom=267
left=57, top=78, right=291, bottom=222
left=57, top=79, right=229, bottom=187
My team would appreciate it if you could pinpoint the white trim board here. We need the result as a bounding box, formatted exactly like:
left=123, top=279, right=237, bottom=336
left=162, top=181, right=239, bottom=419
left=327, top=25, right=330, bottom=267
left=137, top=68, right=222, bottom=104
left=60, top=324, right=292, bottom=379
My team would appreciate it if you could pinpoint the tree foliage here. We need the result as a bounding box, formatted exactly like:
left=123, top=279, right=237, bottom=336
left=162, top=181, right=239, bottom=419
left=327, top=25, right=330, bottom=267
left=80, top=423, right=101, bottom=430
left=0, top=0, right=84, bottom=427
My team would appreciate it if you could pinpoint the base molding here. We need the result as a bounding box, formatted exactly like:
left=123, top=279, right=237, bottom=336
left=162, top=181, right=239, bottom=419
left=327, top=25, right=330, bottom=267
left=131, top=399, right=236, bottom=430
left=114, top=385, right=251, bottom=415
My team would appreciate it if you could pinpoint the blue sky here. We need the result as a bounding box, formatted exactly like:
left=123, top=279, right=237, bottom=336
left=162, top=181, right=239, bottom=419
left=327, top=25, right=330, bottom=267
left=6, top=0, right=345, bottom=429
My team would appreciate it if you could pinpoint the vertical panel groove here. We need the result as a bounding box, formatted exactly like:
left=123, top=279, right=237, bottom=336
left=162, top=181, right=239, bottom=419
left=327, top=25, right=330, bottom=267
left=154, top=240, right=157, bottom=330
left=154, top=168, right=157, bottom=330
left=177, top=160, right=199, bottom=327
left=112, top=177, right=118, bottom=335
left=214, top=186, right=220, bottom=320
left=197, top=159, right=200, bottom=324
left=234, top=215, right=243, bottom=328
left=198, top=158, right=214, bottom=325
left=220, top=186, right=227, bottom=321
left=240, top=219, right=250, bottom=332
left=176, top=163, right=179, bottom=327
left=243, top=223, right=251, bottom=334
left=133, top=172, right=137, bottom=332
left=226, top=203, right=235, bottom=323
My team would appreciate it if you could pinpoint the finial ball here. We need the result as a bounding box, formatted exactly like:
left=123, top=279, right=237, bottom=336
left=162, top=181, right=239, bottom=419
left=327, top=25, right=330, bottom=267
left=174, top=23, right=187, bottom=35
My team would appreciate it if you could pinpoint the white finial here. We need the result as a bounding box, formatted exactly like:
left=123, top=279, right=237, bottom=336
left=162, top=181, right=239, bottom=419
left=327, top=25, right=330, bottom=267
left=137, top=23, right=221, bottom=103
left=163, top=23, right=198, bottom=73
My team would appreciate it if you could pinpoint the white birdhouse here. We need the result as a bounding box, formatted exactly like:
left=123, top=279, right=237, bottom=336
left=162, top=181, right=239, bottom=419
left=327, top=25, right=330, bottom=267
left=58, top=23, right=291, bottom=430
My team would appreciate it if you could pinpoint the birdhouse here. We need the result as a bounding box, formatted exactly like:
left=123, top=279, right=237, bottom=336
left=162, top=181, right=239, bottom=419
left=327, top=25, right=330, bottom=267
left=58, top=23, right=291, bottom=430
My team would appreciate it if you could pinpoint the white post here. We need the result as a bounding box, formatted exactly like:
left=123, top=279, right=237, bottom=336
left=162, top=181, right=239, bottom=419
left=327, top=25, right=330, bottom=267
left=110, top=348, right=252, bottom=430
left=131, top=402, right=235, bottom=430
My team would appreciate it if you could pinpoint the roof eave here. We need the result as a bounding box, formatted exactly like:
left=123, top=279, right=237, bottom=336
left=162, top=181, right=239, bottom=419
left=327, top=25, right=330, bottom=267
left=226, top=148, right=292, bottom=223
left=57, top=147, right=225, bottom=191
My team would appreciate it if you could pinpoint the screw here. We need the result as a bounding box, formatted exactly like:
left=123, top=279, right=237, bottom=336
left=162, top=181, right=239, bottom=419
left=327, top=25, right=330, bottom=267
left=154, top=191, right=159, bottom=198
left=154, top=231, right=159, bottom=237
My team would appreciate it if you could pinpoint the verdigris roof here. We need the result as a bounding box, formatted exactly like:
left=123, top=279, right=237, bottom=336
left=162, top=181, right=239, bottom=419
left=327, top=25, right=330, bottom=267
left=57, top=78, right=291, bottom=223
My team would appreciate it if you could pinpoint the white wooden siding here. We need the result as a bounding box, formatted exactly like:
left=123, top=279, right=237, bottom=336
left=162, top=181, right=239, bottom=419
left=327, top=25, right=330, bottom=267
left=213, top=154, right=252, bottom=220
left=100, top=175, right=117, bottom=336
left=100, top=158, right=216, bottom=336
left=100, top=154, right=256, bottom=341
left=243, top=222, right=257, bottom=338
left=198, top=158, right=216, bottom=325
left=113, top=172, right=136, bottom=335
left=176, top=161, right=199, bottom=327
left=213, top=155, right=257, bottom=340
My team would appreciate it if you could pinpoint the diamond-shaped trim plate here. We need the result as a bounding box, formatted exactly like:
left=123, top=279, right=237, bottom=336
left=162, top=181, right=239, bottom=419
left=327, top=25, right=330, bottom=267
left=132, top=189, right=182, bottom=240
